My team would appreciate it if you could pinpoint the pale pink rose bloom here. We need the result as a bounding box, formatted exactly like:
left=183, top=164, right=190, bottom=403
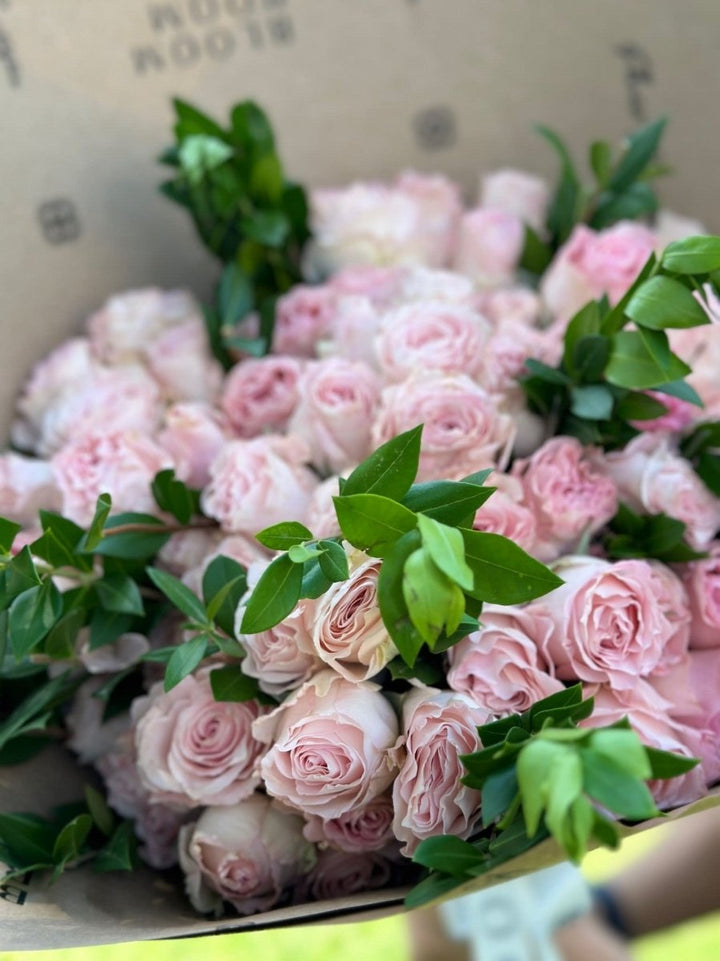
left=310, top=557, right=398, bottom=682
left=201, top=435, right=316, bottom=535
left=36, top=364, right=164, bottom=457
left=394, top=266, right=475, bottom=306
left=541, top=222, right=655, bottom=323
left=447, top=605, right=563, bottom=715
left=581, top=681, right=708, bottom=809
left=628, top=390, right=696, bottom=434
left=671, top=323, right=720, bottom=419
left=9, top=527, right=42, bottom=556
left=375, top=301, right=491, bottom=382
left=303, top=793, right=395, bottom=853
left=157, top=402, right=231, bottom=489
left=480, top=169, right=550, bottom=233
left=254, top=671, right=400, bottom=820
left=221, top=355, right=302, bottom=438
left=294, top=848, right=394, bottom=902
left=328, top=265, right=404, bottom=305
left=288, top=359, right=381, bottom=475
left=473, top=287, right=542, bottom=328
left=533, top=555, right=690, bottom=689
left=12, top=337, right=95, bottom=452
left=134, top=670, right=269, bottom=809
left=179, top=796, right=316, bottom=916
left=88, top=288, right=198, bottom=365
left=134, top=803, right=187, bottom=870
left=395, top=171, right=463, bottom=267
left=392, top=687, right=489, bottom=855
left=682, top=543, right=720, bottom=649
left=603, top=432, right=720, bottom=551
left=52, top=429, right=172, bottom=526
left=453, top=207, right=525, bottom=287
left=319, top=295, right=383, bottom=369
left=273, top=284, right=337, bottom=357
left=237, top=599, right=322, bottom=697
left=65, top=678, right=131, bottom=765
left=145, top=316, right=224, bottom=404
left=512, top=436, right=618, bottom=561
left=304, top=476, right=342, bottom=539
left=372, top=373, right=516, bottom=481
left=476, top=322, right=562, bottom=395
left=683, top=651, right=720, bottom=783
left=78, top=631, right=150, bottom=674
left=158, top=528, right=225, bottom=577
left=472, top=473, right=538, bottom=555
left=654, top=210, right=707, bottom=249
left=0, top=453, right=60, bottom=524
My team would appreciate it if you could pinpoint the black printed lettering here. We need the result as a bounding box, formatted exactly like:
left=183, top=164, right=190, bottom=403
left=188, top=0, right=220, bottom=23
left=148, top=3, right=184, bottom=31
left=205, top=26, right=236, bottom=59
left=413, top=105, right=457, bottom=151
left=170, top=32, right=202, bottom=65
left=37, top=199, right=82, bottom=245
left=132, top=44, right=167, bottom=72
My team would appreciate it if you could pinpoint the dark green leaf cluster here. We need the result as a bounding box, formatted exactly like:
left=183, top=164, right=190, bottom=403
left=520, top=236, right=720, bottom=449
left=603, top=503, right=707, bottom=563
left=407, top=686, right=699, bottom=908
left=522, top=118, right=668, bottom=270
left=159, top=100, right=310, bottom=366
left=240, top=427, right=563, bottom=667
left=681, top=420, right=720, bottom=497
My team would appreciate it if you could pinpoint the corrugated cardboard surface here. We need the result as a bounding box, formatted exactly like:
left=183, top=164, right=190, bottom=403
left=2, top=0, right=720, bottom=947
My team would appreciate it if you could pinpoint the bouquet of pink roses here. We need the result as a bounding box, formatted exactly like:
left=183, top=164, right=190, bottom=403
left=2, top=101, right=720, bottom=933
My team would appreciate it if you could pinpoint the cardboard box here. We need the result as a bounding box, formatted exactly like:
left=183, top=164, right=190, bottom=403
left=1, top=0, right=720, bottom=948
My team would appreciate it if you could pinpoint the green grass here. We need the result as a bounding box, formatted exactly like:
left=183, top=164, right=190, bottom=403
left=2, top=828, right=718, bottom=960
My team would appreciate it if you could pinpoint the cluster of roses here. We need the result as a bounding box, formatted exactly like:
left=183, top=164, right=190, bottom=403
left=4, top=165, right=720, bottom=917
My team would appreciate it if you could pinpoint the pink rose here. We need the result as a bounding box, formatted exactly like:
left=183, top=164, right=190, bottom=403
left=52, top=429, right=171, bottom=526
left=671, top=324, right=720, bottom=419
left=221, top=355, right=302, bottom=438
left=78, top=630, right=150, bottom=674
left=533, top=555, right=690, bottom=689
left=0, top=452, right=60, bottom=524
left=288, top=359, right=381, bottom=474
left=684, top=651, right=720, bottom=783
left=473, top=287, right=542, bottom=328
left=394, top=171, right=463, bottom=267
left=395, top=266, right=475, bottom=306
left=682, top=543, right=720, bottom=649
left=480, top=169, right=550, bottom=233
left=134, top=670, right=269, bottom=809
left=392, top=687, right=489, bottom=855
left=303, top=793, right=395, bottom=853
left=375, top=301, right=490, bottom=382
left=581, top=681, right=708, bottom=810
left=453, top=207, right=524, bottom=287
left=447, top=605, right=563, bottom=715
left=372, top=373, right=516, bottom=481
left=541, top=222, right=655, bottom=323
left=201, top=436, right=316, bottom=534
left=145, top=317, right=223, bottom=404
left=294, top=848, right=394, bottom=902
left=273, top=284, right=337, bottom=357
left=603, top=433, right=720, bottom=550
left=134, top=803, right=187, bottom=870
left=304, top=476, right=342, bottom=539
left=310, top=556, right=398, bottom=682
left=628, top=390, right=696, bottom=434
left=65, top=678, right=131, bottom=765
left=321, top=295, right=384, bottom=369
left=158, top=528, right=224, bottom=577
left=157, top=402, right=231, bottom=488
left=471, top=473, right=538, bottom=555
left=253, top=671, right=400, bottom=820
left=328, top=265, right=404, bottom=305
left=96, top=731, right=147, bottom=820
left=512, top=436, right=618, bottom=561
left=179, top=796, right=316, bottom=916
left=476, top=322, right=562, bottom=395
left=236, top=600, right=322, bottom=696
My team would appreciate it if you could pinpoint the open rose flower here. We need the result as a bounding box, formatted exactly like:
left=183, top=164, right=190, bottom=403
left=201, top=435, right=316, bottom=534
left=372, top=372, right=516, bottom=481
left=671, top=324, right=720, bottom=420
left=447, top=605, right=563, bottom=715
left=253, top=671, right=400, bottom=820
left=395, top=266, right=475, bottom=306
left=310, top=556, right=398, bottom=682
left=221, top=355, right=302, bottom=438
left=682, top=543, right=720, bottom=649
left=512, top=436, right=618, bottom=561
left=319, top=295, right=384, bottom=369
left=145, top=317, right=223, bottom=404
left=288, top=358, right=381, bottom=474
left=273, top=284, right=337, bottom=357
left=452, top=207, right=524, bottom=287
left=531, top=555, right=690, bottom=689
left=134, top=669, right=269, bottom=809
left=391, top=687, right=489, bottom=855
left=480, top=169, right=549, bottom=233
left=471, top=472, right=538, bottom=554
left=303, top=793, right=396, bottom=853
left=0, top=452, right=60, bottom=524
left=236, top=600, right=322, bottom=697
left=179, top=796, right=316, bottom=916
left=157, top=402, right=231, bottom=489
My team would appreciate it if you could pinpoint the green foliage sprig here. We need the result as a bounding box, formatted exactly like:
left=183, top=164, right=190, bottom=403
left=159, top=99, right=311, bottom=366
left=681, top=420, right=720, bottom=497
left=603, top=504, right=707, bottom=563
left=520, top=236, right=720, bottom=449
left=406, top=686, right=699, bottom=908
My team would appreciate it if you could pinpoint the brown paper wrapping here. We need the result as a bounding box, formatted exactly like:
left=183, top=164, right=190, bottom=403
left=2, top=0, right=720, bottom=947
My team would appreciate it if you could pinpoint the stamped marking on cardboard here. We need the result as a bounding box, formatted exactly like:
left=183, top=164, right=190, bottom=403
left=0, top=23, right=20, bottom=87
left=413, top=105, right=457, bottom=151
left=37, top=199, right=82, bottom=245
left=615, top=42, right=655, bottom=122
left=132, top=0, right=295, bottom=75
left=0, top=871, right=32, bottom=906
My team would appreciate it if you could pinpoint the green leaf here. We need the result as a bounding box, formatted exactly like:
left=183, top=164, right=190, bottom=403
left=543, top=751, right=584, bottom=846
left=218, top=262, right=254, bottom=325
left=299, top=557, right=334, bottom=600
left=5, top=546, right=41, bottom=599
left=481, top=766, right=519, bottom=827
left=95, top=574, right=145, bottom=617
left=342, top=425, right=423, bottom=501
left=661, top=235, right=720, bottom=274
left=84, top=786, right=115, bottom=837
left=608, top=117, right=667, bottom=194
left=520, top=224, right=553, bottom=275
left=209, top=665, right=265, bottom=703
left=615, top=391, right=668, bottom=422
left=256, top=521, right=313, bottom=551
left=0, top=517, right=22, bottom=553
left=571, top=334, right=610, bottom=384
left=570, top=384, right=614, bottom=420
left=402, top=549, right=465, bottom=645
left=241, top=210, right=290, bottom=247
left=0, top=813, right=57, bottom=868
left=417, top=514, right=474, bottom=591
left=94, top=513, right=170, bottom=559
left=536, top=125, right=581, bottom=243
left=334, top=493, right=417, bottom=557
left=239, top=553, right=303, bottom=634
left=0, top=670, right=80, bottom=752
left=626, top=275, right=709, bottom=330
left=404, top=872, right=467, bottom=910
left=318, top=540, right=350, bottom=583
left=146, top=567, right=209, bottom=625
left=606, top=328, right=691, bottom=389
left=529, top=686, right=592, bottom=729
left=178, top=134, right=233, bottom=184
left=461, top=530, right=563, bottom=604
left=9, top=581, right=62, bottom=659
left=164, top=635, right=209, bottom=692
left=402, top=480, right=494, bottom=526
left=581, top=749, right=659, bottom=820
left=562, top=301, right=602, bottom=374
left=173, top=98, right=226, bottom=140
left=44, top=608, right=85, bottom=661
left=231, top=100, right=275, bottom=152
left=644, top=746, right=700, bottom=779
left=94, top=821, right=137, bottom=873
left=89, top=609, right=134, bottom=651
left=150, top=470, right=200, bottom=525
left=287, top=543, right=325, bottom=564
left=589, top=140, right=613, bottom=186
left=52, top=814, right=92, bottom=874
left=590, top=182, right=658, bottom=230
left=590, top=725, right=651, bottom=779
left=202, top=555, right=248, bottom=636
left=655, top=379, right=703, bottom=408
left=377, top=531, right=425, bottom=667
left=412, top=836, right=486, bottom=879
left=516, top=739, right=573, bottom=837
